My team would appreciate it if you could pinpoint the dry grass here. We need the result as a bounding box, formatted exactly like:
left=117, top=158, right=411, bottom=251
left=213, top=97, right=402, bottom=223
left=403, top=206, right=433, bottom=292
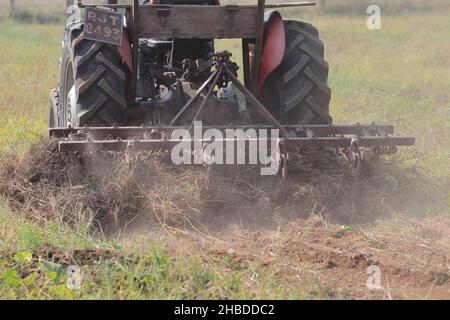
left=1, top=138, right=447, bottom=239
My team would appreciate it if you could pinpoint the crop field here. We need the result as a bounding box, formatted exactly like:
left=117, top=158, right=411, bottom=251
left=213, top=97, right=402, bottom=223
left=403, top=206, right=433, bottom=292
left=0, top=1, right=449, bottom=300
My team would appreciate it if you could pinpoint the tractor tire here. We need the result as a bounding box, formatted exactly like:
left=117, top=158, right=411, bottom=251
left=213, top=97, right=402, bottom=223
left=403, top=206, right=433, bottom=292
left=58, top=25, right=127, bottom=127
left=263, top=21, right=332, bottom=125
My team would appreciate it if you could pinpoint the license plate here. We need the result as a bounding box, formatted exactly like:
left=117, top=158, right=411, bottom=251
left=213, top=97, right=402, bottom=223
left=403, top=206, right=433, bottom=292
left=83, top=6, right=124, bottom=46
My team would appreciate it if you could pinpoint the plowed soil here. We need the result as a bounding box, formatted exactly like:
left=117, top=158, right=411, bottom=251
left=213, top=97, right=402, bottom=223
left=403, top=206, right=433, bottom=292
left=1, top=139, right=449, bottom=299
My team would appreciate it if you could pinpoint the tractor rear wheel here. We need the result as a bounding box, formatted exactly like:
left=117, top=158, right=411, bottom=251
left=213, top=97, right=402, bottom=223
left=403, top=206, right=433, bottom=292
left=263, top=21, right=332, bottom=125
left=57, top=25, right=127, bottom=127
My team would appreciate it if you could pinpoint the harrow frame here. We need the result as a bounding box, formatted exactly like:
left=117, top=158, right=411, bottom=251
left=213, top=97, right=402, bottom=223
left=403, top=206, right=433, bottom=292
left=50, top=123, right=415, bottom=178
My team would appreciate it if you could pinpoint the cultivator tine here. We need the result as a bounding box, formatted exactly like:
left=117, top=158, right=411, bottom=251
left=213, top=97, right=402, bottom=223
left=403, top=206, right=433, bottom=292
left=348, top=139, right=363, bottom=178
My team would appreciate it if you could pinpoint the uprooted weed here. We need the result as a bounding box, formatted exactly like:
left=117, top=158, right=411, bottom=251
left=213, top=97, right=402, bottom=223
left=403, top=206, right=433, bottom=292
left=0, top=138, right=446, bottom=236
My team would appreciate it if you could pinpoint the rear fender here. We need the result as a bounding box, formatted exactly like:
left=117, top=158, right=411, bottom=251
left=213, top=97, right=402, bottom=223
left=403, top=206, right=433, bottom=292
left=258, top=10, right=285, bottom=88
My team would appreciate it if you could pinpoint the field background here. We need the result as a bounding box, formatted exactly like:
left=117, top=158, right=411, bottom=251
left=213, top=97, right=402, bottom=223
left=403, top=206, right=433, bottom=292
left=0, top=0, right=449, bottom=299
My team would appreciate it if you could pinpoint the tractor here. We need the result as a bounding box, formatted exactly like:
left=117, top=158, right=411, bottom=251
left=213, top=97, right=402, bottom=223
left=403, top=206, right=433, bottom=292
left=49, top=0, right=414, bottom=178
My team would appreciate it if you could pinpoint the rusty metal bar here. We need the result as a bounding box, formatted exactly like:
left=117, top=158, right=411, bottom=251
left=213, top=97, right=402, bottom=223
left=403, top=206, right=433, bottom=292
left=58, top=136, right=415, bottom=152
left=130, top=0, right=139, bottom=101
left=76, top=2, right=316, bottom=9
left=250, top=0, right=265, bottom=96
left=284, top=136, right=415, bottom=149
left=242, top=39, right=251, bottom=89
left=264, top=2, right=316, bottom=8
left=189, top=65, right=223, bottom=128
left=59, top=140, right=180, bottom=152
left=49, top=124, right=395, bottom=139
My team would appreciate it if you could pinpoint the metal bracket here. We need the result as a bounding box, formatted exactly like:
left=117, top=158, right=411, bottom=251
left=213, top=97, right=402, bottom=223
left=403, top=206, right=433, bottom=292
left=277, top=138, right=289, bottom=180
